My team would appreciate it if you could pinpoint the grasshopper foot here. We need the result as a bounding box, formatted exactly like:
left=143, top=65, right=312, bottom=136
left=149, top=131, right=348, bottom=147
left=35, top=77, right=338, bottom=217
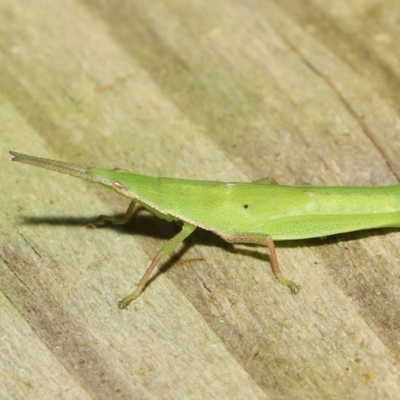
left=277, top=276, right=301, bottom=294
left=118, top=286, right=143, bottom=310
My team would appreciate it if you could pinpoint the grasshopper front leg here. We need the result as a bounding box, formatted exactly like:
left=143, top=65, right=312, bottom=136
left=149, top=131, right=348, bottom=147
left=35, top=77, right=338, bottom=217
left=225, top=232, right=300, bottom=294
left=88, top=201, right=137, bottom=227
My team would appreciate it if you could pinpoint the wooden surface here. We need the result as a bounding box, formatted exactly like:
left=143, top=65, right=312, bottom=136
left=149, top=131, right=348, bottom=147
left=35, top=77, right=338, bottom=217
left=1, top=1, right=400, bottom=399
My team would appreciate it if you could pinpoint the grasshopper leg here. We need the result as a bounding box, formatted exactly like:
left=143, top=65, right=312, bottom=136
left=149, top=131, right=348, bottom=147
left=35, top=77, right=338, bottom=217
left=88, top=201, right=137, bottom=227
left=225, top=232, right=300, bottom=294
left=119, top=222, right=197, bottom=309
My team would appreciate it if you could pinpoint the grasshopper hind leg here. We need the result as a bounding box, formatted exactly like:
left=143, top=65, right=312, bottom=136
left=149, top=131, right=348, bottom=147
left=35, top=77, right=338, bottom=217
left=225, top=232, right=300, bottom=294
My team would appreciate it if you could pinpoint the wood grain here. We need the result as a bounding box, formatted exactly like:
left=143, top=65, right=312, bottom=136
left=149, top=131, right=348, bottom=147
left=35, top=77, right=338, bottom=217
left=1, top=0, right=400, bottom=398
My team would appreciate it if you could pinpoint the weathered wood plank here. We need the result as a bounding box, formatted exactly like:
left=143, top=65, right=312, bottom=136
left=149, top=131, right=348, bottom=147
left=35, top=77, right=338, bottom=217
left=1, top=0, right=400, bottom=399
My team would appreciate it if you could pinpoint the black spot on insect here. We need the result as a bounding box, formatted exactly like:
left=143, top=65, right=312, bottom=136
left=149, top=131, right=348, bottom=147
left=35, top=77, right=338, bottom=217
left=243, top=204, right=249, bottom=209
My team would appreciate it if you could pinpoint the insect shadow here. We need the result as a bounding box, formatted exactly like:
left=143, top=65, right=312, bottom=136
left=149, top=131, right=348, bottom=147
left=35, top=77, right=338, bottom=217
left=20, top=209, right=282, bottom=253
left=19, top=210, right=234, bottom=287
left=20, top=208, right=397, bottom=251
left=19, top=210, right=398, bottom=288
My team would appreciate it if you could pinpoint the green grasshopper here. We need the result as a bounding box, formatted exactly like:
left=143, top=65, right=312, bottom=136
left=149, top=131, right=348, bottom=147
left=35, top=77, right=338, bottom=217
left=10, top=151, right=400, bottom=308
